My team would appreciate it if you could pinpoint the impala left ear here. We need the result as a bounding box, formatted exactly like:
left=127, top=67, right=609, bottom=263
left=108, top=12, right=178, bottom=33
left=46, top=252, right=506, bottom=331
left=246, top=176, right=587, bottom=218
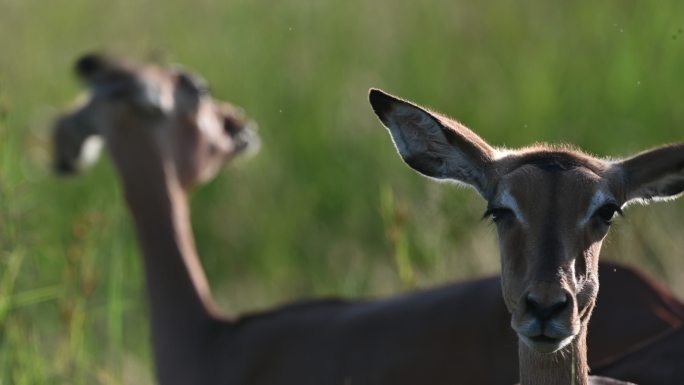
left=368, top=88, right=496, bottom=197
left=53, top=106, right=104, bottom=175
left=612, top=143, right=684, bottom=205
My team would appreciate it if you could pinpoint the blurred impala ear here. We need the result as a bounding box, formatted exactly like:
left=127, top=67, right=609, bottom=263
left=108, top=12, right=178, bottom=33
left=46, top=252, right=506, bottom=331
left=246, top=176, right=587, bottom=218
left=53, top=106, right=104, bottom=175
left=612, top=143, right=684, bottom=206
left=75, top=53, right=111, bottom=80
left=368, top=88, right=496, bottom=196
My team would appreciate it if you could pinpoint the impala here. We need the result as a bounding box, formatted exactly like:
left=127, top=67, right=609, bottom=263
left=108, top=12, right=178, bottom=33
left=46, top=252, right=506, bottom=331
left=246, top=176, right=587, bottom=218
left=53, top=55, right=683, bottom=384
left=368, top=88, right=684, bottom=385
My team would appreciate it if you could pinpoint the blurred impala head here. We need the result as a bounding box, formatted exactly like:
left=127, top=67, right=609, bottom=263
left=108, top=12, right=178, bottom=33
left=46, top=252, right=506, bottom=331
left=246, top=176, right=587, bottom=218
left=53, top=54, right=259, bottom=188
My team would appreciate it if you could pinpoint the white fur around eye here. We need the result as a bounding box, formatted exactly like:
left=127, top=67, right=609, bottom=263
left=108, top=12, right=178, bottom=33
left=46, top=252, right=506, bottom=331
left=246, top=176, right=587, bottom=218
left=499, top=190, right=526, bottom=225
left=140, top=80, right=175, bottom=113
left=579, top=190, right=614, bottom=226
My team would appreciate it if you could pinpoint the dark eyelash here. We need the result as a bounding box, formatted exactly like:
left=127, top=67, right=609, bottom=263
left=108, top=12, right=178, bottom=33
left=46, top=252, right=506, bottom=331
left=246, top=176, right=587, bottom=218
left=593, top=203, right=623, bottom=225
left=482, top=207, right=514, bottom=222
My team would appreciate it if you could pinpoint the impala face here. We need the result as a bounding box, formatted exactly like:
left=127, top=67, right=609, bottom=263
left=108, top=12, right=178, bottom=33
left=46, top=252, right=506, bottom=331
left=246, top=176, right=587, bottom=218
left=369, top=88, right=684, bottom=354
left=53, top=54, right=259, bottom=189
left=490, top=158, right=616, bottom=352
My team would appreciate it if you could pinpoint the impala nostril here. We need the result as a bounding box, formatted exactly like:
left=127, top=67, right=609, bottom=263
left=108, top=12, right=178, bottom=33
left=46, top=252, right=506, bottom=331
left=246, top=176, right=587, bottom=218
left=223, top=115, right=245, bottom=136
left=550, top=295, right=569, bottom=313
left=525, top=292, right=569, bottom=321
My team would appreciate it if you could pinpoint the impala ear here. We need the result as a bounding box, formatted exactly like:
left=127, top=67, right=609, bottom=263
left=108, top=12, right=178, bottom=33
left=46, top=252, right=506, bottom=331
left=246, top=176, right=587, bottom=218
left=53, top=106, right=104, bottom=175
left=368, top=88, right=496, bottom=195
left=612, top=143, right=684, bottom=205
left=75, top=53, right=112, bottom=80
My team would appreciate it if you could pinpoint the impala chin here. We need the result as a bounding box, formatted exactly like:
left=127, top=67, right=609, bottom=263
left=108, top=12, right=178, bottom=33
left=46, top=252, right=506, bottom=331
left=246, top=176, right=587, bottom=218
left=514, top=318, right=577, bottom=353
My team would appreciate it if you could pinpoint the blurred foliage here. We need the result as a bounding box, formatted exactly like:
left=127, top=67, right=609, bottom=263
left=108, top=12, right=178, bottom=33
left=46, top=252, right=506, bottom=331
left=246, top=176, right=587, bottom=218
left=0, top=0, right=683, bottom=383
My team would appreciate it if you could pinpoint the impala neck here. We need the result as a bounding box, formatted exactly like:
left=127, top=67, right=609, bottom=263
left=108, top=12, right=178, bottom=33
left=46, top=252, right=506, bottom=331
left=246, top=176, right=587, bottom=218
left=518, top=326, right=589, bottom=385
left=113, top=140, right=220, bottom=360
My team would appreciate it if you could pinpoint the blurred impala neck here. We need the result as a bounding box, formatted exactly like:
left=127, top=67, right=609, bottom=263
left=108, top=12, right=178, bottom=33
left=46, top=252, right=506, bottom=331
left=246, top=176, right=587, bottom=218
left=518, top=327, right=589, bottom=385
left=113, top=140, right=219, bottom=364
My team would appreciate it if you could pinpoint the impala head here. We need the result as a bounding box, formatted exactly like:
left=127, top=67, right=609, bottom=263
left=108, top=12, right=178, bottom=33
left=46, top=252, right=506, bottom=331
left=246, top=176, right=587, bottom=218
left=369, top=88, right=684, bottom=354
left=53, top=54, right=259, bottom=188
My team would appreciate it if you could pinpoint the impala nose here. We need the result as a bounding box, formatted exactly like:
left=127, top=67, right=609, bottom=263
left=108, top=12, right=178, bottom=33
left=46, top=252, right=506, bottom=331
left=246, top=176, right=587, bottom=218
left=525, top=291, right=569, bottom=321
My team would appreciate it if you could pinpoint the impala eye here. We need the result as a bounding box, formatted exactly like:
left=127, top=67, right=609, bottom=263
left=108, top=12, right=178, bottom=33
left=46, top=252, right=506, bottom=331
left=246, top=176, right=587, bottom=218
left=178, top=71, right=209, bottom=97
left=593, top=203, right=622, bottom=225
left=483, top=207, right=515, bottom=223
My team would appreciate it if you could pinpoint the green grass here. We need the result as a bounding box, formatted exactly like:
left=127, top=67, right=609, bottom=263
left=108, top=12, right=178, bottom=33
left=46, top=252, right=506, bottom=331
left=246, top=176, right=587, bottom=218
left=1, top=0, right=683, bottom=383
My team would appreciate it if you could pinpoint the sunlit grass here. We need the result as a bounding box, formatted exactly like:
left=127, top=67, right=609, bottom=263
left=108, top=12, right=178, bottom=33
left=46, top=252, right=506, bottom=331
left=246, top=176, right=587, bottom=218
left=0, top=1, right=683, bottom=383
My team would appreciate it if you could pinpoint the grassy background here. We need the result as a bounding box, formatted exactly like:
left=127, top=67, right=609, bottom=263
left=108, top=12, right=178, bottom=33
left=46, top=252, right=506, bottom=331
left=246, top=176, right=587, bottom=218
left=0, top=0, right=683, bottom=383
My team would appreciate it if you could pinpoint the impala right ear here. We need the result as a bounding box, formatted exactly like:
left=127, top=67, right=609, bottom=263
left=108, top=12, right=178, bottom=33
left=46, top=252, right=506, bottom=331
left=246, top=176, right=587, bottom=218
left=612, top=143, right=684, bottom=206
left=368, top=88, right=496, bottom=195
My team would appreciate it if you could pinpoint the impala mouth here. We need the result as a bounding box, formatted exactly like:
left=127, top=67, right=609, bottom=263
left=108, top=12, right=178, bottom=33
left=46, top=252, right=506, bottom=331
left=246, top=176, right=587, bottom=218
left=519, top=332, right=575, bottom=353
left=232, top=120, right=260, bottom=158
left=514, top=317, right=576, bottom=353
left=530, top=335, right=559, bottom=344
